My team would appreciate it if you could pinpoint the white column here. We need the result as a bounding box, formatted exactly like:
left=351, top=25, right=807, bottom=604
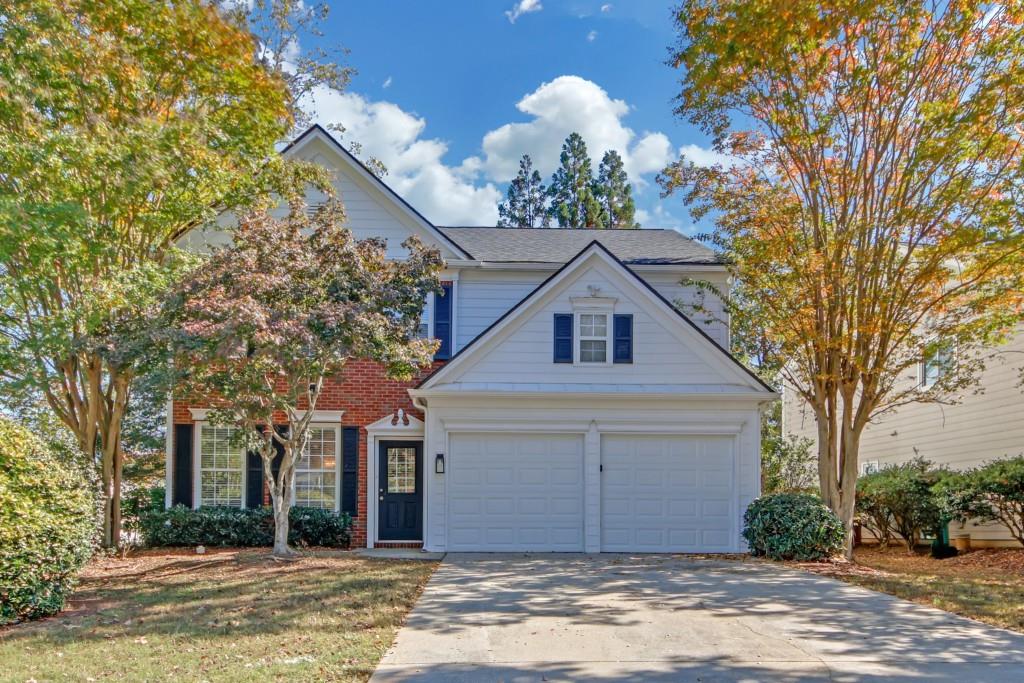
left=584, top=420, right=602, bottom=553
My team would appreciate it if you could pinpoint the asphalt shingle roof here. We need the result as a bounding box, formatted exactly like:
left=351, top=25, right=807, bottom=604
left=437, top=227, right=723, bottom=265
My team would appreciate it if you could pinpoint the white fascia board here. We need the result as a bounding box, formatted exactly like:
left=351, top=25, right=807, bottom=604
left=408, top=388, right=777, bottom=402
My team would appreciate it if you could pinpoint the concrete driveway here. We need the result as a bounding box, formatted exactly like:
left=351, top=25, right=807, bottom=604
left=371, top=553, right=1024, bottom=682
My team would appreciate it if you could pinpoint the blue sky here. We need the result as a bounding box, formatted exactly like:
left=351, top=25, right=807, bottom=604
left=300, top=0, right=725, bottom=232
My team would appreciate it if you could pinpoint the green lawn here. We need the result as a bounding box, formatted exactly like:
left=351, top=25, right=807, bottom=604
left=0, top=549, right=437, bottom=682
left=794, top=545, right=1024, bottom=633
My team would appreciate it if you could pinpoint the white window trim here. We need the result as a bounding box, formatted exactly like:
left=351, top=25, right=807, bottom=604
left=860, top=460, right=880, bottom=476
left=571, top=297, right=617, bottom=366
left=291, top=423, right=342, bottom=512
left=193, top=422, right=247, bottom=509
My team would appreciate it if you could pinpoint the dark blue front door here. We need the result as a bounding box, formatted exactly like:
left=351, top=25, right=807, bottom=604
left=378, top=440, right=423, bottom=541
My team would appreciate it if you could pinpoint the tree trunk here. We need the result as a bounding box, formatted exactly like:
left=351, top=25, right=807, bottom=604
left=265, top=446, right=298, bottom=559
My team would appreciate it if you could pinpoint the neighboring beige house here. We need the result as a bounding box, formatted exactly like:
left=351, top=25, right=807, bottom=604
left=783, top=326, right=1024, bottom=547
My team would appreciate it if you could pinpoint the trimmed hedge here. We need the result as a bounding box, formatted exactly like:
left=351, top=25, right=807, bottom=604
left=140, top=504, right=352, bottom=548
left=743, top=493, right=845, bottom=561
left=1, top=418, right=96, bottom=625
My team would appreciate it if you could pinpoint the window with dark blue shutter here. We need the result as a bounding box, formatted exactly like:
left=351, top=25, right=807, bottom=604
left=172, top=424, right=193, bottom=508
left=553, top=313, right=573, bottom=363
left=613, top=314, right=633, bottom=364
left=246, top=450, right=264, bottom=508
left=341, top=426, right=359, bottom=516
left=434, top=283, right=453, bottom=360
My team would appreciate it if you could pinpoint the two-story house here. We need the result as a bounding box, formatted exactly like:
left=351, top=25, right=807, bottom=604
left=164, top=125, right=776, bottom=553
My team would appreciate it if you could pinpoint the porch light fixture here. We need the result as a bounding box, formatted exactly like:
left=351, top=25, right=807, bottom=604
left=435, top=453, right=445, bottom=474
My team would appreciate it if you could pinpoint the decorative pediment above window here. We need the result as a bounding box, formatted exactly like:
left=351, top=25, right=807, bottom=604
left=365, top=408, right=424, bottom=436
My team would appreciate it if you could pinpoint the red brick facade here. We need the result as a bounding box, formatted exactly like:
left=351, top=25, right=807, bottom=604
left=171, top=357, right=444, bottom=548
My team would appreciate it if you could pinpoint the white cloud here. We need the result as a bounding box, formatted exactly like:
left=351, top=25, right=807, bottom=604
left=586, top=30, right=598, bottom=42
left=600, top=3, right=612, bottom=12
left=302, top=87, right=501, bottom=225
left=473, top=75, right=675, bottom=183
left=505, top=0, right=542, bottom=23
left=382, top=76, right=392, bottom=89
left=677, top=143, right=735, bottom=167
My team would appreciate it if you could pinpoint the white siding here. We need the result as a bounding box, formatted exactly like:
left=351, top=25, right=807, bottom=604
left=783, top=326, right=1024, bottom=546
left=643, top=270, right=730, bottom=348
left=456, top=270, right=546, bottom=351
left=178, top=136, right=461, bottom=261
left=454, top=264, right=748, bottom=388
left=456, top=268, right=728, bottom=353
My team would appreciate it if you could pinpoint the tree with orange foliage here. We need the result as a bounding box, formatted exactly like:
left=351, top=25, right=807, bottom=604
left=661, top=0, right=1024, bottom=556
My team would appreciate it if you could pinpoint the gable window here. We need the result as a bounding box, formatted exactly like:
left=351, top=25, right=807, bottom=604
left=294, top=426, right=339, bottom=510
left=198, top=425, right=244, bottom=507
left=578, top=313, right=609, bottom=363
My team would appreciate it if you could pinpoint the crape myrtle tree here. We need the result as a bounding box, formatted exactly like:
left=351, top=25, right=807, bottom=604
left=160, top=201, right=443, bottom=558
left=661, top=0, right=1024, bottom=556
left=0, top=0, right=324, bottom=547
left=498, top=155, right=550, bottom=227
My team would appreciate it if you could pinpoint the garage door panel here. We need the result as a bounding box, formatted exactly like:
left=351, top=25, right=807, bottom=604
left=601, top=435, right=736, bottom=553
left=449, top=433, right=584, bottom=552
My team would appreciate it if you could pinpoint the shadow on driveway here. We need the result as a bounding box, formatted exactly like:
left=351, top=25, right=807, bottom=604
left=372, top=553, right=1024, bottom=682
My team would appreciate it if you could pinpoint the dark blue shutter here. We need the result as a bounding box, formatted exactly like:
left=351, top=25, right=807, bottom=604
left=341, top=426, right=359, bottom=516
left=553, top=313, right=573, bottom=363
left=613, top=314, right=633, bottom=364
left=246, top=449, right=264, bottom=508
left=434, top=283, right=453, bottom=360
left=172, top=424, right=193, bottom=508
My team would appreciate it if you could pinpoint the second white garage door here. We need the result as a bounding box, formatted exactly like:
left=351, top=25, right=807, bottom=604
left=601, top=434, right=737, bottom=552
left=448, top=433, right=584, bottom=552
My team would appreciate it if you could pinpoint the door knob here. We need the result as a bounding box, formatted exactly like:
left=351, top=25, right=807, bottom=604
left=379, top=495, right=384, bottom=501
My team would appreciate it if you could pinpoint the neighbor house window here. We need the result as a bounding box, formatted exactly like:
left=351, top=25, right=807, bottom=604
left=294, top=426, right=338, bottom=510
left=578, top=313, right=609, bottom=363
left=860, top=460, right=880, bottom=476
left=920, top=345, right=952, bottom=388
left=199, top=425, right=244, bottom=507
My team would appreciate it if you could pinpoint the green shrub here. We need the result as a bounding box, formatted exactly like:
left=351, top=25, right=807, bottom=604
left=855, top=458, right=942, bottom=552
left=0, top=418, right=96, bottom=625
left=937, top=457, right=1024, bottom=546
left=742, top=493, right=845, bottom=561
left=140, top=505, right=351, bottom=548
left=121, top=484, right=165, bottom=540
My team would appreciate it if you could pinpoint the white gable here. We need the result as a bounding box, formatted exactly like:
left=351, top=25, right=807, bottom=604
left=418, top=244, right=773, bottom=397
left=179, top=126, right=469, bottom=261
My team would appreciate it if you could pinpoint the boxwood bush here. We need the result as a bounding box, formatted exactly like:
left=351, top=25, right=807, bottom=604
left=0, top=418, right=96, bottom=625
left=743, top=492, right=845, bottom=561
left=140, top=504, right=352, bottom=548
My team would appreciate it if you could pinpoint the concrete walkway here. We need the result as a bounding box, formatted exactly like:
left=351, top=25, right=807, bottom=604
left=372, top=553, right=1024, bottom=682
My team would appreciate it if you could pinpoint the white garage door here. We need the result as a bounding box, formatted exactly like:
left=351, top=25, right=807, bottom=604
left=601, top=435, right=736, bottom=552
left=448, top=433, right=584, bottom=552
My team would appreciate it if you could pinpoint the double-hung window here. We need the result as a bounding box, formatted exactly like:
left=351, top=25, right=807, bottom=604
left=578, top=313, right=609, bottom=363
left=294, top=426, right=339, bottom=510
left=198, top=425, right=244, bottom=507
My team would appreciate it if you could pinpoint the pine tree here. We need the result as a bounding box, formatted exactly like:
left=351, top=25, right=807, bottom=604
left=595, top=150, right=639, bottom=228
left=547, top=133, right=605, bottom=228
left=497, top=155, right=549, bottom=227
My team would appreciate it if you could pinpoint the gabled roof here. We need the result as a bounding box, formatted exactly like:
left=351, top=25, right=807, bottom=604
left=281, top=125, right=473, bottom=260
left=416, top=240, right=775, bottom=395
left=438, top=226, right=723, bottom=265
